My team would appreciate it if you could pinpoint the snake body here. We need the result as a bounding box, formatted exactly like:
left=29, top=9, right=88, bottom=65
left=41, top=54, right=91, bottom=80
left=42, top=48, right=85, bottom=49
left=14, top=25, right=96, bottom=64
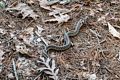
left=44, top=15, right=89, bottom=52
left=46, top=32, right=71, bottom=51
left=67, top=16, right=88, bottom=37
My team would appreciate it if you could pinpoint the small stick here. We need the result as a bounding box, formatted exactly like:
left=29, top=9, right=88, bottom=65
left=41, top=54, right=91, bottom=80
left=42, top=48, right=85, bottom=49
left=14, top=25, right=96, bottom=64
left=33, top=74, right=41, bottom=80
left=25, top=20, right=34, bottom=28
left=90, top=29, right=106, bottom=59
left=12, top=59, right=19, bottom=80
left=89, top=29, right=101, bottom=38
left=34, top=30, right=47, bottom=46
left=9, top=1, right=18, bottom=7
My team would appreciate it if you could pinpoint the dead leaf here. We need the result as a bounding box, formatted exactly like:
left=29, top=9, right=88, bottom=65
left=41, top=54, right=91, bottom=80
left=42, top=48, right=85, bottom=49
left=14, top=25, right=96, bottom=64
left=38, top=0, right=59, bottom=10
left=27, top=0, right=34, bottom=5
left=16, top=57, right=36, bottom=76
left=89, top=9, right=95, bottom=16
left=97, top=3, right=103, bottom=11
left=18, top=27, right=34, bottom=46
left=36, top=25, right=44, bottom=34
left=25, top=27, right=34, bottom=35
left=38, top=0, right=51, bottom=10
left=44, top=14, right=70, bottom=23
left=15, top=43, right=29, bottom=54
left=37, top=56, right=59, bottom=80
left=49, top=6, right=71, bottom=16
left=6, top=3, right=39, bottom=20
left=0, top=28, right=6, bottom=34
left=108, top=22, right=120, bottom=39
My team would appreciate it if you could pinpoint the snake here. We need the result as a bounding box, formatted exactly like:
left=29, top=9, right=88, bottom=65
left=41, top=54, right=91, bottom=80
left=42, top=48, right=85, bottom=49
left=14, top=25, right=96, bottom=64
left=43, top=15, right=89, bottom=52
left=46, top=31, right=71, bottom=51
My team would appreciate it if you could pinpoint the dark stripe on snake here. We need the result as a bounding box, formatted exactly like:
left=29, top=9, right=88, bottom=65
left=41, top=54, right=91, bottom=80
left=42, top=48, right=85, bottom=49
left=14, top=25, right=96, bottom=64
left=45, top=15, right=89, bottom=52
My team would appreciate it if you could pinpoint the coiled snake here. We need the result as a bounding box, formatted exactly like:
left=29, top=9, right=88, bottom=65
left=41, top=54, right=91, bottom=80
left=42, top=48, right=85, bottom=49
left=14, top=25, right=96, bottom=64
left=42, top=15, right=89, bottom=53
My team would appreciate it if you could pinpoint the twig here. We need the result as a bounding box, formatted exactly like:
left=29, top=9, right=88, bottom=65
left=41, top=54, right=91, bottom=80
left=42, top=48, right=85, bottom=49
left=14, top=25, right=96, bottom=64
left=89, top=29, right=101, bottom=38
left=25, top=20, right=34, bottom=28
left=33, top=74, right=41, bottom=80
left=89, top=29, right=106, bottom=59
left=12, top=59, right=19, bottom=80
left=34, top=30, right=48, bottom=46
left=40, top=37, right=48, bottom=46
left=8, top=1, right=18, bottom=7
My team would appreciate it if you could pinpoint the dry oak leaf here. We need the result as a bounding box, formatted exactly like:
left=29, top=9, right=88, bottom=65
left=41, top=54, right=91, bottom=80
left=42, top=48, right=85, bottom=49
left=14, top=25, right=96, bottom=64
left=108, top=22, right=120, bottom=39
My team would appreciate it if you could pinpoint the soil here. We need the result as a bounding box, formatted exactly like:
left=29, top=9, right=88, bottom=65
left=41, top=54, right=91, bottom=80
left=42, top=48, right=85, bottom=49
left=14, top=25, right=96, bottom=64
left=0, top=0, right=120, bottom=80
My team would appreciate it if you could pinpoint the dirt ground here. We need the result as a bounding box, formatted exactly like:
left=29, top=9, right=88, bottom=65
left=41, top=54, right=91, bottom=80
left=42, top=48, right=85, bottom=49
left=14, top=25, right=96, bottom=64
left=0, top=0, right=120, bottom=80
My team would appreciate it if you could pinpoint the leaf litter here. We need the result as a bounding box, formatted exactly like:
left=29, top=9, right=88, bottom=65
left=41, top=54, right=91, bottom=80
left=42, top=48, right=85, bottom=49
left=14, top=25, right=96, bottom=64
left=6, top=3, right=39, bottom=20
left=39, top=0, right=71, bottom=23
left=1, top=0, right=120, bottom=80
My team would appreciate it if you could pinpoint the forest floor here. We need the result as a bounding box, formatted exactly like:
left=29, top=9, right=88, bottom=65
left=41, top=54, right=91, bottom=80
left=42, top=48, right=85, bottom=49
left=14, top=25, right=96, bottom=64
left=0, top=0, right=120, bottom=80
